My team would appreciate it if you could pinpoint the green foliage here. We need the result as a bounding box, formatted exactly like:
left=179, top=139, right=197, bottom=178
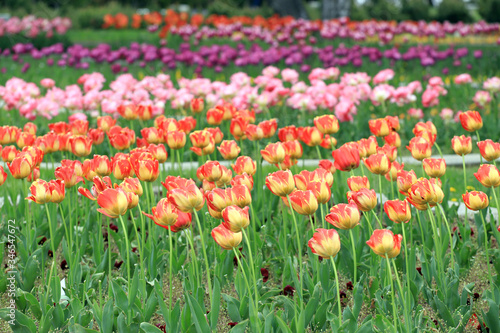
left=362, top=0, right=403, bottom=21
left=401, top=0, right=431, bottom=21
left=207, top=0, right=274, bottom=17
left=436, top=0, right=472, bottom=22
left=478, top=0, right=500, bottom=22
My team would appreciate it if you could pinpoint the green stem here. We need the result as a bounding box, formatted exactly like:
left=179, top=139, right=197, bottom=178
left=130, top=210, right=146, bottom=296
left=242, top=228, right=259, bottom=308
left=117, top=215, right=131, bottom=325
left=330, top=256, right=342, bottom=325
left=286, top=194, right=304, bottom=309
left=176, top=150, right=183, bottom=177
left=107, top=220, right=113, bottom=297
left=186, top=227, right=200, bottom=286
left=378, top=174, right=384, bottom=222
left=385, top=255, right=398, bottom=332
left=372, top=210, right=383, bottom=229
left=320, top=203, right=326, bottom=229
left=476, top=131, right=483, bottom=164
left=434, top=143, right=444, bottom=159
left=437, top=204, right=455, bottom=269
left=168, top=226, right=173, bottom=310
left=59, top=204, right=72, bottom=283
left=462, top=154, right=469, bottom=227
left=45, top=204, right=56, bottom=258
left=193, top=210, right=213, bottom=306
left=315, top=145, right=322, bottom=160
left=400, top=225, right=412, bottom=332
left=426, top=206, right=444, bottom=274
left=391, top=259, right=409, bottom=332
left=349, top=229, right=357, bottom=283
left=491, top=184, right=500, bottom=217
left=233, top=247, right=259, bottom=330
left=24, top=180, right=32, bottom=248
left=479, top=211, right=493, bottom=286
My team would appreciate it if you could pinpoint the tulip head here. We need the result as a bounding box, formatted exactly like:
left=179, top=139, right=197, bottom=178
left=222, top=205, right=250, bottom=232
left=325, top=203, right=361, bottom=230
left=384, top=199, right=411, bottom=223
left=266, top=170, right=295, bottom=197
left=474, top=164, right=500, bottom=188
left=462, top=191, right=489, bottom=211
left=211, top=225, right=242, bottom=250
left=366, top=229, right=402, bottom=258
left=459, top=111, right=483, bottom=132
left=308, top=228, right=341, bottom=259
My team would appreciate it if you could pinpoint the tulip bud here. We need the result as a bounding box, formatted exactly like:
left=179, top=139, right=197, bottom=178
left=452, top=135, right=472, bottom=156
left=384, top=199, right=411, bottom=223
left=211, top=224, right=242, bottom=250
left=308, top=228, right=341, bottom=259
left=218, top=140, right=240, bottom=160
left=347, top=188, right=377, bottom=212
left=288, top=190, right=318, bottom=215
left=325, top=203, right=361, bottom=230
left=96, top=188, right=129, bottom=218
left=266, top=170, right=295, bottom=197
left=222, top=205, right=250, bottom=232
left=366, top=229, right=402, bottom=258
left=314, top=115, right=339, bottom=135
left=229, top=184, right=252, bottom=208
left=459, top=110, right=483, bottom=132
left=477, top=139, right=500, bottom=162
left=363, top=153, right=391, bottom=175
left=26, top=179, right=52, bottom=204
left=474, top=164, right=500, bottom=188
left=261, top=142, right=286, bottom=164
left=347, top=176, right=370, bottom=191
left=462, top=191, right=489, bottom=211
left=423, top=158, right=446, bottom=178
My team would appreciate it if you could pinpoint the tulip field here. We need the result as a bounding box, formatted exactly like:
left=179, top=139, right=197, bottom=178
left=1, top=11, right=500, bottom=333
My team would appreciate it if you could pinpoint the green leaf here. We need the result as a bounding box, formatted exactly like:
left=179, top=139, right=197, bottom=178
left=139, top=322, right=163, bottom=333
left=303, top=282, right=321, bottom=328
left=68, top=323, right=100, bottom=333
left=112, top=280, right=129, bottom=314
left=210, top=278, right=221, bottom=331
left=275, top=316, right=292, bottom=333
left=0, top=308, right=37, bottom=333
left=101, top=299, right=114, bottom=333
left=483, top=299, right=500, bottom=333
left=186, top=294, right=211, bottom=333
left=222, top=294, right=242, bottom=322
left=230, top=319, right=249, bottom=333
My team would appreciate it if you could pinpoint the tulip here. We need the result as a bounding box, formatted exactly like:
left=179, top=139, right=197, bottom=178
left=168, top=183, right=205, bottom=213
left=368, top=118, right=391, bottom=137
left=231, top=173, right=254, bottom=190
left=0, top=166, right=7, bottom=186
left=477, top=139, right=500, bottom=162
left=347, top=176, right=370, bottom=191
left=332, top=144, right=360, bottom=172
left=207, top=188, right=232, bottom=219
left=112, top=159, right=134, bottom=180
left=366, top=229, right=402, bottom=258
left=459, top=111, right=483, bottom=132
left=55, top=166, right=83, bottom=188
left=423, top=158, right=446, bottom=178
left=119, top=178, right=143, bottom=196
left=130, top=154, right=159, bottom=182
left=156, top=117, right=179, bottom=133
left=117, top=104, right=138, bottom=120
left=288, top=190, right=318, bottom=215
left=170, top=212, right=192, bottom=232
left=299, top=126, right=323, bottom=147
left=229, top=184, right=252, bottom=208
left=325, top=203, right=361, bottom=230
left=211, top=224, right=242, bottom=250
left=230, top=116, right=248, bottom=140
left=166, top=130, right=187, bottom=150
left=261, top=142, right=286, bottom=164
left=2, top=145, right=19, bottom=162
left=318, top=159, right=336, bottom=174
left=384, top=199, right=411, bottom=223
left=406, top=137, right=432, bottom=161
left=266, top=170, right=295, bottom=197
left=385, top=161, right=404, bottom=182
left=109, top=131, right=132, bottom=150
left=207, top=107, right=225, bottom=126
left=218, top=140, right=240, bottom=160
left=283, top=140, right=303, bottom=159
left=278, top=125, right=298, bottom=142
left=97, top=116, right=116, bottom=132
left=7, top=155, right=34, bottom=179
left=177, top=116, right=197, bottom=134
left=397, top=170, right=417, bottom=195
left=70, top=135, right=93, bottom=157
left=206, top=127, right=224, bottom=144
left=190, top=98, right=204, bottom=113
left=378, top=144, right=397, bottom=162
left=245, top=124, right=264, bottom=141
left=71, top=120, right=89, bottom=136
left=474, top=164, right=500, bottom=188
left=222, top=205, right=250, bottom=232
left=462, top=191, right=489, bottom=211
left=141, top=128, right=164, bottom=144
left=357, top=137, right=378, bottom=158
left=314, top=115, right=339, bottom=135
left=199, top=161, right=223, bottom=182
left=27, top=167, right=40, bottom=182
left=258, top=119, right=278, bottom=138
left=137, top=105, right=153, bottom=121
left=24, top=123, right=37, bottom=136
left=26, top=179, right=52, bottom=204
left=306, top=181, right=331, bottom=204
left=143, top=198, right=179, bottom=227
left=190, top=136, right=215, bottom=156
left=308, top=228, right=341, bottom=259
left=161, top=176, right=195, bottom=191
left=48, top=179, right=65, bottom=203
left=384, top=131, right=401, bottom=148
left=190, top=130, right=212, bottom=148
left=16, top=132, right=35, bottom=149
left=407, top=178, right=443, bottom=209
left=385, top=116, right=400, bottom=132
left=363, top=153, right=391, bottom=175
left=48, top=122, right=70, bottom=135
left=347, top=188, right=377, bottom=212
left=88, top=129, right=105, bottom=145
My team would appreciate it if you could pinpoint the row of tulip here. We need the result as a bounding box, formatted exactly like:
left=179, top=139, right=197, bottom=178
left=0, top=15, right=71, bottom=38
left=101, top=11, right=500, bottom=45
left=1, top=92, right=500, bottom=331
left=1, top=41, right=490, bottom=75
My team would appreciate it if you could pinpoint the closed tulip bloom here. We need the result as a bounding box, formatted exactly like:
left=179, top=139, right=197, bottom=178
left=326, top=203, right=361, bottom=230
left=0, top=126, right=19, bottom=144
left=212, top=224, right=242, bottom=250
left=131, top=158, right=159, bottom=182
left=222, top=205, right=250, bottom=232
left=261, top=142, right=286, bottom=164
left=320, top=135, right=337, bottom=149
left=143, top=198, right=178, bottom=227
left=385, top=116, right=400, bottom=132
left=2, top=145, right=19, bottom=163
left=137, top=105, right=153, bottom=121
left=278, top=125, right=298, bottom=142
left=266, top=170, right=295, bottom=197
left=88, top=129, right=105, bottom=145
left=369, top=118, right=391, bottom=137
left=364, top=153, right=391, bottom=175
left=147, top=144, right=167, bottom=163
left=366, top=229, right=402, bottom=258
left=156, top=117, right=179, bottom=133
left=168, top=183, right=205, bottom=213
left=385, top=161, right=405, bottom=182
left=314, top=115, right=339, bottom=135
left=117, top=104, right=138, bottom=120
left=96, top=188, right=129, bottom=218
left=407, top=178, right=443, bottom=210
left=97, top=116, right=116, bottom=132
left=190, top=98, right=204, bottom=114
left=397, top=170, right=417, bottom=195
left=161, top=176, right=196, bottom=191
left=27, top=167, right=40, bottom=182
left=245, top=124, right=264, bottom=141
left=166, top=130, right=187, bottom=150
left=199, top=161, right=223, bottom=182
left=308, top=228, right=341, bottom=259
left=378, top=145, right=397, bottom=162
left=332, top=144, right=360, bottom=172
left=474, top=164, right=500, bottom=188
left=299, top=126, right=323, bottom=147
left=477, top=139, right=500, bottom=162
left=190, top=130, right=212, bottom=148
left=348, top=188, right=377, bottom=212
left=289, top=190, right=318, bottom=215
left=190, top=136, right=215, bottom=156
left=16, top=132, right=35, bottom=149
left=306, top=181, right=331, bottom=204
left=218, top=140, right=240, bottom=160
left=8, top=155, right=33, bottom=179
left=112, top=159, right=134, bottom=180
left=203, top=180, right=216, bottom=192
left=141, top=128, right=164, bottom=144
left=23, top=123, right=37, bottom=136
left=347, top=176, right=370, bottom=191
left=92, top=155, right=112, bottom=177
left=206, top=127, right=224, bottom=144
left=258, top=119, right=278, bottom=138
left=283, top=140, right=303, bottom=159
left=71, top=120, right=89, bottom=136
left=358, top=136, right=378, bottom=158
left=406, top=137, right=432, bottom=161
left=230, top=116, right=248, bottom=140
left=216, top=166, right=233, bottom=188
left=178, top=116, right=198, bottom=134
left=119, top=177, right=143, bottom=196
left=70, top=135, right=93, bottom=157
left=318, top=159, right=336, bottom=174
left=26, top=179, right=52, bottom=204
left=413, top=121, right=437, bottom=137
left=423, top=158, right=446, bottom=178
left=170, top=212, right=193, bottom=232
left=109, top=132, right=132, bottom=150
left=231, top=173, right=254, bottom=190
left=0, top=166, right=7, bottom=186
left=459, top=111, right=483, bottom=132
left=384, top=131, right=401, bottom=148
left=384, top=199, right=411, bottom=223
left=229, top=184, right=252, bottom=208
left=55, top=166, right=83, bottom=188
left=207, top=107, right=225, bottom=126
left=48, top=179, right=65, bottom=203
left=207, top=188, right=232, bottom=219
left=462, top=191, right=489, bottom=211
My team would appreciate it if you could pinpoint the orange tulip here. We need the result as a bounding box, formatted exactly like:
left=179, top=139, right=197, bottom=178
left=92, top=155, right=112, bottom=177
left=384, top=199, right=411, bottom=223
left=22, top=122, right=36, bottom=135
left=366, top=229, right=402, bottom=258
left=70, top=135, right=93, bottom=157
left=55, top=166, right=83, bottom=188
left=48, top=122, right=70, bottom=135
left=218, top=140, right=240, bottom=160
left=169, top=212, right=192, bottom=232
left=357, top=136, right=378, bottom=158
left=385, top=116, right=400, bottom=131
left=16, top=132, right=35, bottom=149
left=26, top=179, right=52, bottom=204
left=7, top=155, right=34, bottom=179
left=137, top=105, right=153, bottom=121
left=377, top=144, right=397, bottom=162
left=0, top=166, right=7, bottom=186
left=289, top=190, right=318, bottom=215
left=168, top=183, right=205, bottom=213
left=147, top=144, right=168, bottom=163
left=325, top=203, right=361, bottom=230
left=423, top=158, right=446, bottom=178
left=407, top=178, right=443, bottom=210
left=462, top=191, right=489, bottom=211
left=189, top=130, right=212, bottom=148
left=231, top=173, right=254, bottom=190
left=211, top=224, right=242, bottom=250
left=318, top=159, right=336, bottom=174
left=143, top=198, right=179, bottom=227
left=165, top=130, right=187, bottom=150
left=161, top=176, right=195, bottom=191
left=70, top=120, right=89, bottom=136
left=112, top=158, right=134, bottom=180
left=299, top=126, right=323, bottom=147
left=222, top=205, right=250, bottom=232
left=199, top=161, right=223, bottom=182
left=363, top=153, right=391, bottom=175
left=308, top=228, right=341, bottom=259
left=206, top=127, right=224, bottom=144
left=2, top=145, right=19, bottom=162
left=368, top=118, right=391, bottom=137
left=230, top=116, right=248, bottom=140
left=178, top=116, right=197, bottom=134
left=206, top=107, right=225, bottom=126
left=459, top=110, right=483, bottom=132
left=266, top=170, right=295, bottom=197
left=314, top=115, right=339, bottom=135
left=477, top=139, right=500, bottom=162
left=332, top=144, right=360, bottom=172
left=141, top=127, right=164, bottom=144
left=384, top=131, right=401, bottom=148
left=190, top=137, right=215, bottom=156
left=474, top=164, right=500, bottom=188
left=48, top=179, right=65, bottom=203
left=278, top=125, right=298, bottom=142
left=88, top=129, right=105, bottom=145
left=119, top=177, right=143, bottom=196
left=258, top=119, right=278, bottom=138
left=397, top=170, right=417, bottom=195
left=97, top=116, right=116, bottom=132
left=190, top=98, right=204, bottom=114
left=283, top=140, right=303, bottom=159
left=245, top=124, right=264, bottom=141
left=348, top=188, right=377, bottom=212
left=261, top=142, right=286, bottom=164
left=347, top=176, right=370, bottom=191
left=130, top=152, right=159, bottom=182
left=156, top=117, right=179, bottom=133
left=117, top=104, right=139, bottom=120
left=207, top=188, right=232, bottom=219
left=406, top=137, right=431, bottom=161
left=229, top=184, right=252, bottom=208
